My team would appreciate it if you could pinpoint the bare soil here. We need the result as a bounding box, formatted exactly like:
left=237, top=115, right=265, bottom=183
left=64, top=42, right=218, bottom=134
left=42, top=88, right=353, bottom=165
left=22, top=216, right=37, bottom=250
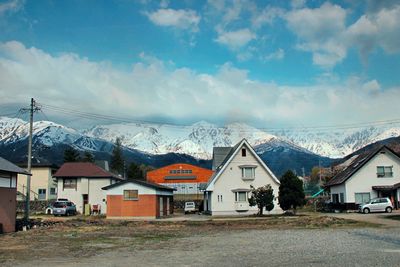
left=0, top=214, right=375, bottom=266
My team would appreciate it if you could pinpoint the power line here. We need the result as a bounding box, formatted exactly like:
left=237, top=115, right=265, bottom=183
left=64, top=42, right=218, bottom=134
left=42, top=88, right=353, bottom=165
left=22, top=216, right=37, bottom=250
left=35, top=101, right=400, bottom=133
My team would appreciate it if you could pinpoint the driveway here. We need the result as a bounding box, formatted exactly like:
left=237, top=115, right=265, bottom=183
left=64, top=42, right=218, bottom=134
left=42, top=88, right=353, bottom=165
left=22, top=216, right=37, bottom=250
left=328, top=210, right=400, bottom=227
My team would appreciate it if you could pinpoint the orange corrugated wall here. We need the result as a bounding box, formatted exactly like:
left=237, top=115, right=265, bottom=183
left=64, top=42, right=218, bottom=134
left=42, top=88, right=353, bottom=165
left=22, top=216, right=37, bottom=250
left=146, top=163, right=213, bottom=184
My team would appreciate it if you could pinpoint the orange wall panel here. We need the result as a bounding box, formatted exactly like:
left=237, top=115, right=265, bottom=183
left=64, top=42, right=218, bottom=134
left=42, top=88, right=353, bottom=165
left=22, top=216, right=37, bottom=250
left=147, top=163, right=213, bottom=184
left=107, top=194, right=157, bottom=217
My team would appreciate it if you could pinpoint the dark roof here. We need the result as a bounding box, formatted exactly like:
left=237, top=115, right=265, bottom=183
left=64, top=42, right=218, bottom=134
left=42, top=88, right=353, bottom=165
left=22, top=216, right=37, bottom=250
left=102, top=179, right=175, bottom=191
left=212, top=142, right=242, bottom=171
left=325, top=145, right=400, bottom=187
left=53, top=162, right=121, bottom=179
left=0, top=157, right=31, bottom=175
left=212, top=147, right=232, bottom=170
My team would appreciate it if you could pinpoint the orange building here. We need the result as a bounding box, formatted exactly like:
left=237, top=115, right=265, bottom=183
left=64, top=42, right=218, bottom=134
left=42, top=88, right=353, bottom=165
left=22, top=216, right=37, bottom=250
left=146, top=163, right=213, bottom=200
left=102, top=180, right=174, bottom=219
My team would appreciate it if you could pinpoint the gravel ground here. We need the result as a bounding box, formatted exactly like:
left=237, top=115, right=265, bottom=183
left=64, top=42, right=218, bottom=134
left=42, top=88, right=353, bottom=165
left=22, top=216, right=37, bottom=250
left=13, top=227, right=400, bottom=267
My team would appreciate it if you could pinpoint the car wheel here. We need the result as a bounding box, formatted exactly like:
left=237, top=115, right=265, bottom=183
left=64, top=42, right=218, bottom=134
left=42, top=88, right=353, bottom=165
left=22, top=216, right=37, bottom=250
left=386, top=207, right=392, bottom=213
left=363, top=208, right=370, bottom=214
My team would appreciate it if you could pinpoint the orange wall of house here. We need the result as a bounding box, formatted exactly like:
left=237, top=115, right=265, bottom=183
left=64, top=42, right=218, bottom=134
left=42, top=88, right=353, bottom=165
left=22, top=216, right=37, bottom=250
left=0, top=187, right=17, bottom=233
left=107, top=195, right=157, bottom=217
left=147, top=163, right=213, bottom=184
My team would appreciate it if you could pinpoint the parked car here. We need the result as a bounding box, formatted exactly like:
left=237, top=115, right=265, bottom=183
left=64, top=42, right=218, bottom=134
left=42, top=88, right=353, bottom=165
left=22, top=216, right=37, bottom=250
left=184, top=202, right=196, bottom=214
left=53, top=201, right=77, bottom=216
left=359, top=197, right=393, bottom=214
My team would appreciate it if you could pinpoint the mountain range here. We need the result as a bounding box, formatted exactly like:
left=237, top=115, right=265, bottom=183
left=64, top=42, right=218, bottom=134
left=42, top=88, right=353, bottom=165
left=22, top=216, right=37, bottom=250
left=0, top=116, right=399, bottom=177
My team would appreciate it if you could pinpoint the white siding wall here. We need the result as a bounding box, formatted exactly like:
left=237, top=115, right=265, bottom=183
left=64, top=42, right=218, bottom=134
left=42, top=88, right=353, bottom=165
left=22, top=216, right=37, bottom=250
left=210, top=145, right=282, bottom=216
left=344, top=151, right=400, bottom=203
left=330, top=184, right=346, bottom=202
left=104, top=183, right=173, bottom=196
left=57, top=177, right=116, bottom=214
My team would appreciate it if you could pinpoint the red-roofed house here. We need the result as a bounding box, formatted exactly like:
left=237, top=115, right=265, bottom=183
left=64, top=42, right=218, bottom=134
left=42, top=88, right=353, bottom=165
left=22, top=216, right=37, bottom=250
left=53, top=162, right=122, bottom=214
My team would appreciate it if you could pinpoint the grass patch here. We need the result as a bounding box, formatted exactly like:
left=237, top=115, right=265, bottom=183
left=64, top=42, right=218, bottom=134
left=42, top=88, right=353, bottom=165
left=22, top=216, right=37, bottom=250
left=383, top=215, right=400, bottom=221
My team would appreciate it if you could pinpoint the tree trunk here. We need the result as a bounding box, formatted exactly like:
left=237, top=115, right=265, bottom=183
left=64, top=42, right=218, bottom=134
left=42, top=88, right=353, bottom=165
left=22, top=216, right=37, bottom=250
left=259, top=205, right=263, bottom=216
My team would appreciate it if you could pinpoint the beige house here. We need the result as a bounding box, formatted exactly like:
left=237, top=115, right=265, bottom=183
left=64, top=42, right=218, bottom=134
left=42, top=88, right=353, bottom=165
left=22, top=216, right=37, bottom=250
left=53, top=162, right=122, bottom=214
left=17, top=164, right=58, bottom=201
left=204, top=139, right=282, bottom=216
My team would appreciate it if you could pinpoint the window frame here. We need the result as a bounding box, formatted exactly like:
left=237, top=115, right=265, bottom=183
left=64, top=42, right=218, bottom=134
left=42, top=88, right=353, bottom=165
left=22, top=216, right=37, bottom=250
left=377, top=166, right=393, bottom=178
left=354, top=192, right=370, bottom=204
left=241, top=167, right=255, bottom=180
left=123, top=190, right=139, bottom=201
left=63, top=178, right=77, bottom=190
left=235, top=192, right=248, bottom=202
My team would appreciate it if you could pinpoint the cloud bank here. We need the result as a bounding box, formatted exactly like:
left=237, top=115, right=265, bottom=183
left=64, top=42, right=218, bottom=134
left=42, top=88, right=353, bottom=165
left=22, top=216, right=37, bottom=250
left=1, top=41, right=399, bottom=128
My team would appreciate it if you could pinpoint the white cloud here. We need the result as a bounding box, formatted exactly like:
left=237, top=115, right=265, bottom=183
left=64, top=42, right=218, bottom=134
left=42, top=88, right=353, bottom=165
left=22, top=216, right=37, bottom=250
left=251, top=6, right=284, bottom=29
left=215, top=28, right=256, bottom=50
left=264, top=48, right=285, bottom=61
left=0, top=0, right=24, bottom=15
left=347, top=5, right=400, bottom=58
left=1, top=41, right=399, bottom=128
left=285, top=2, right=348, bottom=68
left=145, top=8, right=200, bottom=32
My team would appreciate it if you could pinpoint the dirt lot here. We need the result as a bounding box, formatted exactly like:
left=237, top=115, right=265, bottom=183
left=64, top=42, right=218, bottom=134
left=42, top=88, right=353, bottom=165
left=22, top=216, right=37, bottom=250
left=1, top=214, right=398, bottom=267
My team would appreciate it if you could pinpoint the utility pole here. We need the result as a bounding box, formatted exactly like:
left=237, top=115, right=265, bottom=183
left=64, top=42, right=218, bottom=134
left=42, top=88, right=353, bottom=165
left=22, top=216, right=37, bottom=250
left=20, top=98, right=41, bottom=221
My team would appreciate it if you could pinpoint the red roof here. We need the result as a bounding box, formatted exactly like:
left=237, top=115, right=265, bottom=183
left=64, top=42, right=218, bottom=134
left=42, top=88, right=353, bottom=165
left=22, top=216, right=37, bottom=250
left=53, top=162, right=120, bottom=179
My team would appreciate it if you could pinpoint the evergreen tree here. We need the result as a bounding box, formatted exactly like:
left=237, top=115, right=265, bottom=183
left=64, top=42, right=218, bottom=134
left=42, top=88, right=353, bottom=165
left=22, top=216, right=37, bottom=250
left=82, top=151, right=95, bottom=163
left=248, top=184, right=275, bottom=216
left=64, top=147, right=80, bottom=162
left=278, top=170, right=306, bottom=214
left=110, top=137, right=124, bottom=175
left=126, top=162, right=144, bottom=180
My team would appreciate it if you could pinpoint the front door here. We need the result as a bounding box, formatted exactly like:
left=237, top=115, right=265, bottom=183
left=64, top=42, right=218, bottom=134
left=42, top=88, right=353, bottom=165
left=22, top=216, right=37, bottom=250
left=159, top=197, right=164, bottom=217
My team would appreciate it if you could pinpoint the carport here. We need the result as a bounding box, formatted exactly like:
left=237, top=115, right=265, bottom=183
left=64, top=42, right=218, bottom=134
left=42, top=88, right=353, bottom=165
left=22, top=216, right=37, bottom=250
left=372, top=183, right=400, bottom=209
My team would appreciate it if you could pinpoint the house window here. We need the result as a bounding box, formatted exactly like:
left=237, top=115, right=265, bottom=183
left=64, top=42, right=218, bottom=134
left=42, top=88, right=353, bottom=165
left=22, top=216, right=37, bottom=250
left=242, top=148, right=246, bottom=157
left=235, top=192, right=247, bottom=202
left=50, top=187, right=57, bottom=195
left=38, top=189, right=46, bottom=200
left=355, top=193, right=370, bottom=204
left=377, top=166, right=393, bottom=177
left=123, top=190, right=138, bottom=200
left=241, top=167, right=255, bottom=179
left=217, top=194, right=223, bottom=202
left=339, top=193, right=344, bottom=203
left=63, top=179, right=77, bottom=190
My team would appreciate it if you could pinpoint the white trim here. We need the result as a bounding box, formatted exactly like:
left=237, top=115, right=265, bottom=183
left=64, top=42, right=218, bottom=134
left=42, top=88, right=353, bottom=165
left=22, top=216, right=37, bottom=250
left=206, top=139, right=280, bottom=191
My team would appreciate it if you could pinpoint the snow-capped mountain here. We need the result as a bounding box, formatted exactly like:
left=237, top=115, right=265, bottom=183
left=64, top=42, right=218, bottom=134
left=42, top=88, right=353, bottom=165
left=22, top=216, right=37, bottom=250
left=276, top=125, right=400, bottom=158
left=1, top=116, right=400, bottom=160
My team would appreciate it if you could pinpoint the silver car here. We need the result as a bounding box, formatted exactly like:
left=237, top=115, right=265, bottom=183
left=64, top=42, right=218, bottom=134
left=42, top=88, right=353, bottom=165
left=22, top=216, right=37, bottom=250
left=359, top=197, right=393, bottom=214
left=52, top=201, right=77, bottom=216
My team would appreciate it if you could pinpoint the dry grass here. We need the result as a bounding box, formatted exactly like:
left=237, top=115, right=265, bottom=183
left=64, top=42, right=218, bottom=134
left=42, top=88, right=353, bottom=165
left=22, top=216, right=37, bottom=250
left=0, top=215, right=375, bottom=264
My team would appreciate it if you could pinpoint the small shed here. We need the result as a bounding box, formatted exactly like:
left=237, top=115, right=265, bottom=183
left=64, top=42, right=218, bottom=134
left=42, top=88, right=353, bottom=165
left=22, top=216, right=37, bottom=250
left=102, top=179, right=174, bottom=219
left=0, top=157, right=30, bottom=233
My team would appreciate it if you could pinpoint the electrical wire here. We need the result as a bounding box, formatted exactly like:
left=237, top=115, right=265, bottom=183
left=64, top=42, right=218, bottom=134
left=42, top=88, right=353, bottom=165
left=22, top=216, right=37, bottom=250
left=34, top=102, right=400, bottom=133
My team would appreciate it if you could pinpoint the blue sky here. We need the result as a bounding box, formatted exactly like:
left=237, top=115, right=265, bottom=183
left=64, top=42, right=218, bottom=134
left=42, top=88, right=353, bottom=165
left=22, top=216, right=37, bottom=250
left=0, top=0, right=400, bottom=128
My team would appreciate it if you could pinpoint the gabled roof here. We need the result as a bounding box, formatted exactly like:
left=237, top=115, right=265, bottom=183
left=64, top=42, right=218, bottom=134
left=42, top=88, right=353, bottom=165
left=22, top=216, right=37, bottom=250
left=102, top=179, right=175, bottom=191
left=0, top=157, right=31, bottom=175
left=53, top=162, right=122, bottom=179
left=206, top=139, right=280, bottom=191
left=325, top=145, right=400, bottom=187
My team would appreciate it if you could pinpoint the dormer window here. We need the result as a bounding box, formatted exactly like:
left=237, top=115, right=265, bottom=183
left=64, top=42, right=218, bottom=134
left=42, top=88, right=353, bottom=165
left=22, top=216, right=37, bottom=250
left=242, top=148, right=246, bottom=157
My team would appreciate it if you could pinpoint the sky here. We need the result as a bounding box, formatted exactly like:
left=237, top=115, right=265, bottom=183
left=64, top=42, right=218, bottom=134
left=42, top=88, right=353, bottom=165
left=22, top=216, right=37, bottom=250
left=0, top=0, right=400, bottom=129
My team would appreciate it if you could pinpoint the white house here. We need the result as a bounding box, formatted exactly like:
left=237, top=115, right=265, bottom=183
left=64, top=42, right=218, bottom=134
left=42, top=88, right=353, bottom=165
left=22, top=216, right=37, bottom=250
left=204, top=139, right=282, bottom=216
left=325, top=145, right=400, bottom=210
left=53, top=162, right=121, bottom=214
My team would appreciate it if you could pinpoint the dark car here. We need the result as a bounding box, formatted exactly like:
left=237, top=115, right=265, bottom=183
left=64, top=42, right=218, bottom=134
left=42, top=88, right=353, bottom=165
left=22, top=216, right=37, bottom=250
left=52, top=201, right=77, bottom=216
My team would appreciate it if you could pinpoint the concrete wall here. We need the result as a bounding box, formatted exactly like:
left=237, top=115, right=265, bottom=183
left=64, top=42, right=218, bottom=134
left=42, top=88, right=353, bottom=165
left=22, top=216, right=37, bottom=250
left=17, top=167, right=57, bottom=201
left=57, top=177, right=115, bottom=214
left=208, top=144, right=282, bottom=216
left=344, top=151, right=400, bottom=203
